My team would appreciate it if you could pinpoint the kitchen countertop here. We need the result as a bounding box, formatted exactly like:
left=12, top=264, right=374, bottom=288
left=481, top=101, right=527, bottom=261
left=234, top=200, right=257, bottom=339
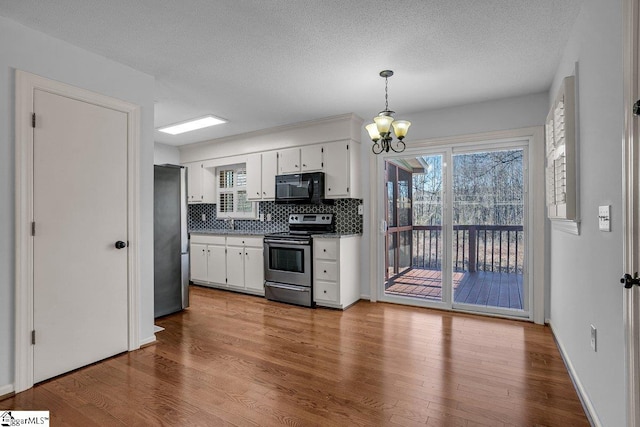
left=189, top=230, right=361, bottom=238
left=311, top=233, right=362, bottom=238
left=190, top=229, right=267, bottom=236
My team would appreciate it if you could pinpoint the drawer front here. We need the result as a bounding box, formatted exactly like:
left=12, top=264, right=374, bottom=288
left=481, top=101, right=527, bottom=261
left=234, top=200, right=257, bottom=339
left=315, top=261, right=337, bottom=281
left=314, top=239, right=337, bottom=260
left=243, top=236, right=264, bottom=248
left=191, top=234, right=226, bottom=245
left=314, top=280, right=338, bottom=302
left=226, top=235, right=263, bottom=247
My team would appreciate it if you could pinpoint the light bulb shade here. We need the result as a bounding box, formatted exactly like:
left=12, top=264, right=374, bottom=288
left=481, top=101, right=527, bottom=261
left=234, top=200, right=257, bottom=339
left=392, top=120, right=411, bottom=139
left=366, top=123, right=381, bottom=142
left=374, top=115, right=394, bottom=134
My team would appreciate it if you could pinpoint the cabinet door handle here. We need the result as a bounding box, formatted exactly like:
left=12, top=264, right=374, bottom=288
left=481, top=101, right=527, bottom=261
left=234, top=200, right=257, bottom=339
left=323, top=290, right=327, bottom=294
left=323, top=249, right=327, bottom=252
left=303, top=164, right=307, bottom=167
left=323, top=270, right=327, bottom=273
left=295, top=164, right=298, bottom=168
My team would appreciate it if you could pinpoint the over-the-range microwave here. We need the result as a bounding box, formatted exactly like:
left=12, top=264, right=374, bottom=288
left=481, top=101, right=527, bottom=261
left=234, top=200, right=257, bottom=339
left=275, top=172, right=325, bottom=205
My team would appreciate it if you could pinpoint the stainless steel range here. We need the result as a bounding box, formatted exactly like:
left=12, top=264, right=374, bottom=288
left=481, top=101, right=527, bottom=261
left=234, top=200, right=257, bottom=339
left=263, top=213, right=334, bottom=307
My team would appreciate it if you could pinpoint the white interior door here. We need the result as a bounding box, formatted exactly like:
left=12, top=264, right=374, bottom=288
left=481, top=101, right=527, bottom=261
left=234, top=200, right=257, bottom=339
left=33, top=89, right=129, bottom=383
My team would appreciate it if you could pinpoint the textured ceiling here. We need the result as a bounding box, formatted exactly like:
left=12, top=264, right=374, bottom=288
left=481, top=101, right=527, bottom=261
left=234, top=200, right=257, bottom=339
left=0, top=0, right=583, bottom=146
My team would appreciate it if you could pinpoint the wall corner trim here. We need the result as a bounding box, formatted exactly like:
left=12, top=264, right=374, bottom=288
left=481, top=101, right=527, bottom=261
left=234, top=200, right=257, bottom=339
left=548, top=321, right=602, bottom=427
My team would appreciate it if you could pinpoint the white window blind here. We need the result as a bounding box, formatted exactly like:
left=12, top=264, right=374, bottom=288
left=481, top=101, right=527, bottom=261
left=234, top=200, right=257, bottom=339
left=545, top=75, right=577, bottom=222
left=216, top=164, right=257, bottom=219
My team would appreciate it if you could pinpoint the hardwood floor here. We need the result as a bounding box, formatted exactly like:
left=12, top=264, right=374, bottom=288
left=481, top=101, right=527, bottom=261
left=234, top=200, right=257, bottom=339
left=4, top=286, right=589, bottom=426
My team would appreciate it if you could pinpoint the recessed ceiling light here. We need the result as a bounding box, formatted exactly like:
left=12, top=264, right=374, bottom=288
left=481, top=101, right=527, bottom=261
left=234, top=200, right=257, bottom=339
left=157, top=115, right=227, bottom=135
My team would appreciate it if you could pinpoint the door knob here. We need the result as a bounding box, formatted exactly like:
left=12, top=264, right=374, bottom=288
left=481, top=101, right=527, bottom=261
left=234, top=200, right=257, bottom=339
left=115, top=240, right=127, bottom=249
left=621, top=272, right=640, bottom=288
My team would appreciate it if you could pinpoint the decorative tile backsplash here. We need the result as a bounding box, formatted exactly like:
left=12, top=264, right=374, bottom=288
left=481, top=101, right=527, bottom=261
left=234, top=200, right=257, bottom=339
left=188, top=199, right=363, bottom=234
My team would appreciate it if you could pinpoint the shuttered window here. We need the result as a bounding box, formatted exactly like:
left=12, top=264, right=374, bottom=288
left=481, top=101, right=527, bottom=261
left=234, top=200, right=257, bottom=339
left=216, top=165, right=257, bottom=219
left=545, top=75, right=576, bottom=222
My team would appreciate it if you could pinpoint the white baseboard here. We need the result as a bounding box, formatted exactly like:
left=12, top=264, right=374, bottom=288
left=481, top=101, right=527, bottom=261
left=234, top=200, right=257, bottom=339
left=139, top=334, right=156, bottom=347
left=549, top=321, right=601, bottom=427
left=0, top=383, right=15, bottom=398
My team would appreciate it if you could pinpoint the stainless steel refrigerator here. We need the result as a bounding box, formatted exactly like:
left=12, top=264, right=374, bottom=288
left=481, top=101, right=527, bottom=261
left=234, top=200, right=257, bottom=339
left=154, top=164, right=189, bottom=318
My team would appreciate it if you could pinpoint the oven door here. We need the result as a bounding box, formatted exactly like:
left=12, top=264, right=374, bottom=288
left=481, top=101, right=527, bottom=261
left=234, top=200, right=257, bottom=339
left=263, top=238, right=311, bottom=286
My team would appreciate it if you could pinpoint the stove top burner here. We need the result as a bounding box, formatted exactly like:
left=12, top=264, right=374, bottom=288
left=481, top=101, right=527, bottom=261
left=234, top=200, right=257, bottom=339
left=265, top=213, right=335, bottom=239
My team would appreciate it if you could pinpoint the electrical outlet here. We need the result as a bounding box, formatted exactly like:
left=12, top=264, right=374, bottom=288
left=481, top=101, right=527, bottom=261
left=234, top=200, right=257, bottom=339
left=267, top=213, right=272, bottom=222
left=358, top=204, right=364, bottom=215
left=259, top=213, right=265, bottom=222
left=590, top=325, right=597, bottom=351
left=201, top=213, right=206, bottom=222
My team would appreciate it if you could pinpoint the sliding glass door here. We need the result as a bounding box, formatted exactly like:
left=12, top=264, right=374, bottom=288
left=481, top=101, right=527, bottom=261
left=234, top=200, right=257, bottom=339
left=451, top=149, right=525, bottom=313
left=384, top=155, right=444, bottom=302
left=381, top=144, right=528, bottom=318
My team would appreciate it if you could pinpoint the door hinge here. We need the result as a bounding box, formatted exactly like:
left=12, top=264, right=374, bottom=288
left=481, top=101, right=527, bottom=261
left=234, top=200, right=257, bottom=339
left=31, top=330, right=36, bottom=345
left=32, top=113, right=36, bottom=128
left=31, top=221, right=36, bottom=236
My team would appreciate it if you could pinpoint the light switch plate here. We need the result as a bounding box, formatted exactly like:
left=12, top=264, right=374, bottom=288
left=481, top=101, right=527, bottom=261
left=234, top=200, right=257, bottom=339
left=598, top=205, right=610, bottom=232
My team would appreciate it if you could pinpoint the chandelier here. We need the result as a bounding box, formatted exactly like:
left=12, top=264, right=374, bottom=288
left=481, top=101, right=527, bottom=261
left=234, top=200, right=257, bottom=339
left=365, top=70, right=411, bottom=154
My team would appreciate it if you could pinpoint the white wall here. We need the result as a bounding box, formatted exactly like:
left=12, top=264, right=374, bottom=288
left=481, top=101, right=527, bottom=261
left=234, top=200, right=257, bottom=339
left=154, top=142, right=180, bottom=165
left=358, top=92, right=549, bottom=299
left=0, top=17, right=156, bottom=393
left=548, top=0, right=624, bottom=425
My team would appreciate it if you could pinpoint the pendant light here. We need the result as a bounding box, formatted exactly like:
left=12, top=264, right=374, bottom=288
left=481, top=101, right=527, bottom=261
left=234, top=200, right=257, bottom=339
left=366, top=70, right=411, bottom=154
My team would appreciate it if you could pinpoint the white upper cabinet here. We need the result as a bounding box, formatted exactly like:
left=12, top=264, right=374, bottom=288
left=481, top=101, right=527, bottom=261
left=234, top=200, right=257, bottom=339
left=247, top=151, right=278, bottom=201
left=300, top=145, right=324, bottom=172
left=323, top=140, right=360, bottom=199
left=278, top=148, right=300, bottom=174
left=184, top=161, right=215, bottom=203
left=278, top=145, right=323, bottom=174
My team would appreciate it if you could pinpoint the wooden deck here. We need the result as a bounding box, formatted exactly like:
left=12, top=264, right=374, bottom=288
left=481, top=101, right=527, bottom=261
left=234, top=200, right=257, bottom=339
left=386, top=268, right=524, bottom=310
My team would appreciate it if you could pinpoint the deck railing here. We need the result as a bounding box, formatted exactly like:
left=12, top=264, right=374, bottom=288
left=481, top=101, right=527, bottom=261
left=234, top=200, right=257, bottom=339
left=412, top=225, right=524, bottom=274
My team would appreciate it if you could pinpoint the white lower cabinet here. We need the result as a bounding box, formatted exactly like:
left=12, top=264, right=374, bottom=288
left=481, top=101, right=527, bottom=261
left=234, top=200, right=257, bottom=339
left=190, top=243, right=209, bottom=282
left=313, top=236, right=360, bottom=309
left=190, top=234, right=264, bottom=296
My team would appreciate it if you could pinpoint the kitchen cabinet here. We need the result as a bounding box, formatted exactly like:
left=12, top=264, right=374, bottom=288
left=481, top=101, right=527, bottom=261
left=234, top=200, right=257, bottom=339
left=226, top=236, right=264, bottom=294
left=323, top=140, right=360, bottom=199
left=247, top=151, right=278, bottom=201
left=190, top=243, right=208, bottom=282
left=189, top=235, right=226, bottom=284
left=278, top=145, right=323, bottom=174
left=190, top=234, right=264, bottom=296
left=184, top=161, right=215, bottom=203
left=313, top=236, right=360, bottom=309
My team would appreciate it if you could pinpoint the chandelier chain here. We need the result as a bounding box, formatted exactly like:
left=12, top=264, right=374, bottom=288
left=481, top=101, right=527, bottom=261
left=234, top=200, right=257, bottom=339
left=384, top=76, right=389, bottom=111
